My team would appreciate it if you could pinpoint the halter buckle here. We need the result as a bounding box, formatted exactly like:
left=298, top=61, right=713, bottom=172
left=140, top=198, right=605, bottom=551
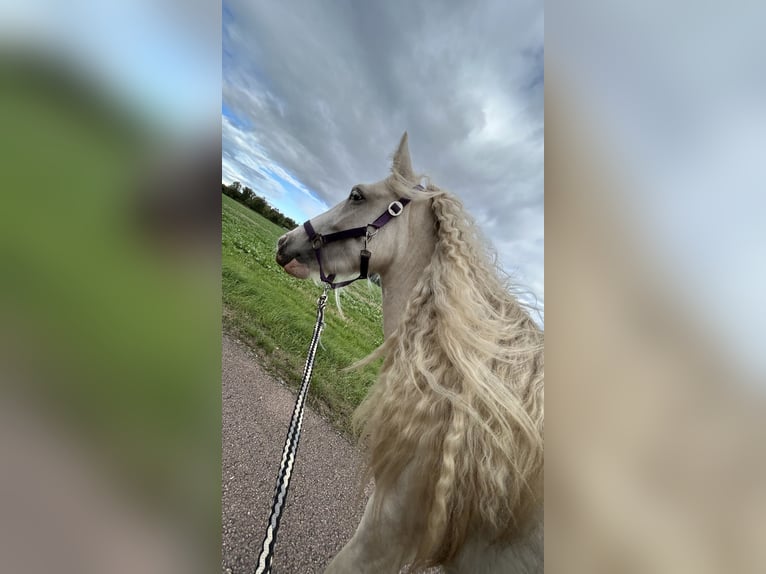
left=388, top=201, right=404, bottom=217
left=312, top=236, right=323, bottom=249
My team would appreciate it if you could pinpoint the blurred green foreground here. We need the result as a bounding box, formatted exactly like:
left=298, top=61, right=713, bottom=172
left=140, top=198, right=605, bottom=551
left=0, top=54, right=220, bottom=573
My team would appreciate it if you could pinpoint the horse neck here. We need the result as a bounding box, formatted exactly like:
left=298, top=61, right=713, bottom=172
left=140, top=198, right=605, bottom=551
left=379, top=204, right=436, bottom=339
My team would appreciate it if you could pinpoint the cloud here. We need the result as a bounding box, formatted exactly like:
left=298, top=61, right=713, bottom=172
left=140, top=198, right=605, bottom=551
left=550, top=1, right=766, bottom=372
left=223, top=0, right=543, bottom=306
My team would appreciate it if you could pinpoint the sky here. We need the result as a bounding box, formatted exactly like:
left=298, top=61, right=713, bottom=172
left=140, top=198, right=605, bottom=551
left=1, top=0, right=219, bottom=138
left=222, top=0, right=544, bottom=310
left=549, top=2, right=766, bottom=378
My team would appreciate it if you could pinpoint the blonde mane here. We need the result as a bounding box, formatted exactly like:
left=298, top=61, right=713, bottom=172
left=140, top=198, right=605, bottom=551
left=353, top=179, right=545, bottom=569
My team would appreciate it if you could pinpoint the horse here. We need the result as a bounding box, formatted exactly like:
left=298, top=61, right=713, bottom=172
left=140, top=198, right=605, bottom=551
left=275, top=133, right=544, bottom=573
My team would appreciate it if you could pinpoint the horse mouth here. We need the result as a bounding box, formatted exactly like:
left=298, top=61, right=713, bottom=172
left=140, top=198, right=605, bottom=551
left=282, top=257, right=310, bottom=279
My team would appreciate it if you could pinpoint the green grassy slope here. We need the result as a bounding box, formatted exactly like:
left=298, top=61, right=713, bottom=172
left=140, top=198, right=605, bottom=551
left=222, top=194, right=385, bottom=434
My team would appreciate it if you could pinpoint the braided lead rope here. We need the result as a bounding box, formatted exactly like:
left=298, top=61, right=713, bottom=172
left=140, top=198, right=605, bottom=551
left=254, top=286, right=329, bottom=574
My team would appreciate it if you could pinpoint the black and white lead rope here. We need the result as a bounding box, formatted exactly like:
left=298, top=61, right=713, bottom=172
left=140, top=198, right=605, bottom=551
left=254, top=285, right=329, bottom=574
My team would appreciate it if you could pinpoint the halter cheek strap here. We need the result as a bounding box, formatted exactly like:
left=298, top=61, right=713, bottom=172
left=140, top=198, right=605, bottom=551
left=302, top=193, right=417, bottom=289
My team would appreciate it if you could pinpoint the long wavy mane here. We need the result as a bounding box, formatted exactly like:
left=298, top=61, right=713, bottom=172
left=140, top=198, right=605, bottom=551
left=353, top=176, right=545, bottom=570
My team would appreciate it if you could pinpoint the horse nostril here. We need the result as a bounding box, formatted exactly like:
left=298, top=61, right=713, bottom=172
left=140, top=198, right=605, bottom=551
left=276, top=235, right=292, bottom=266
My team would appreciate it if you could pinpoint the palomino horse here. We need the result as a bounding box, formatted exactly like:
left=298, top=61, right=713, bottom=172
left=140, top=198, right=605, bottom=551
left=275, top=133, right=544, bottom=573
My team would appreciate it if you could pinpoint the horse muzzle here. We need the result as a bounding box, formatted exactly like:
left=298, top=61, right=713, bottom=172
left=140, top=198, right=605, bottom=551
left=276, top=234, right=311, bottom=279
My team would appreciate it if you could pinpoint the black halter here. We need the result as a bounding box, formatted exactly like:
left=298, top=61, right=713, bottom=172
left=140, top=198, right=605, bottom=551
left=302, top=185, right=422, bottom=289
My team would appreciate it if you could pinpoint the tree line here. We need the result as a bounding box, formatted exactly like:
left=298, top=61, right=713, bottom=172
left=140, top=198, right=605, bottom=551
left=222, top=181, right=298, bottom=230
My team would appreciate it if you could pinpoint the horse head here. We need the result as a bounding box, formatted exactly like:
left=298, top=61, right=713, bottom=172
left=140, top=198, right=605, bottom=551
left=276, top=133, right=430, bottom=287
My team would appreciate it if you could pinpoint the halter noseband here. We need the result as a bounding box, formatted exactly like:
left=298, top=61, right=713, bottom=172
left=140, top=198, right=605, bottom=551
left=302, top=185, right=423, bottom=289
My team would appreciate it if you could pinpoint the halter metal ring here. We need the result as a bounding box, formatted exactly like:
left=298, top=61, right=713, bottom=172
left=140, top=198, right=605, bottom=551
left=388, top=201, right=404, bottom=217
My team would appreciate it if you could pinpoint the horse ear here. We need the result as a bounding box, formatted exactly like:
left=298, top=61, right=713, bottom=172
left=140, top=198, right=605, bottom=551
left=391, top=131, right=414, bottom=180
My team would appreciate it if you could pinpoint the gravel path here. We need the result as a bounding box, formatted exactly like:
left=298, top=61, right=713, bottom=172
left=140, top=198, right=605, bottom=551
left=222, top=332, right=368, bottom=574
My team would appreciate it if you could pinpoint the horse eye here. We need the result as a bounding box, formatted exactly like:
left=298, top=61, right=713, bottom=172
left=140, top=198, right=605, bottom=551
left=349, top=187, right=364, bottom=201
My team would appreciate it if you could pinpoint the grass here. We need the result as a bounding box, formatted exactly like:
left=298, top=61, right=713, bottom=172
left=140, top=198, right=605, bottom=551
left=222, top=194, right=385, bottom=435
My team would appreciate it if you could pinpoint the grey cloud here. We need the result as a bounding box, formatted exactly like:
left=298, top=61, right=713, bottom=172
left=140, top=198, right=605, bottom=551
left=223, top=0, right=543, bottom=301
